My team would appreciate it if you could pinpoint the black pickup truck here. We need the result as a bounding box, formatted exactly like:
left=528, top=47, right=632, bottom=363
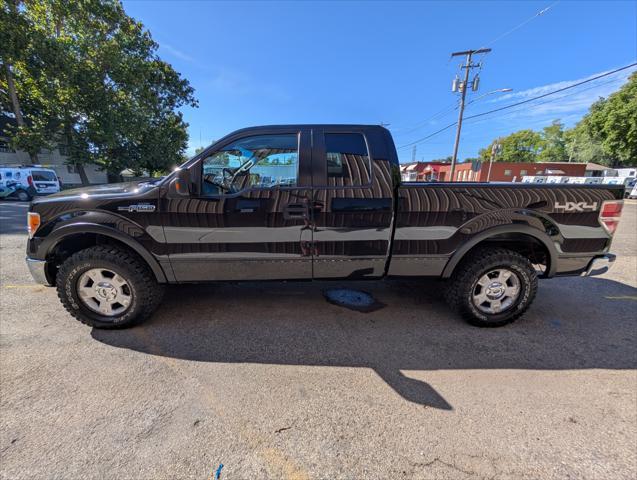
left=26, top=125, right=624, bottom=329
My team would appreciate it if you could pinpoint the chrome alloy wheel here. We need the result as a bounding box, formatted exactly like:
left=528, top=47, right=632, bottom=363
left=76, top=268, right=132, bottom=317
left=472, top=268, right=521, bottom=314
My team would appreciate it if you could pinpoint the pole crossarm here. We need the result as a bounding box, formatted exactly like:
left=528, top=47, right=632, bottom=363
left=450, top=48, right=492, bottom=57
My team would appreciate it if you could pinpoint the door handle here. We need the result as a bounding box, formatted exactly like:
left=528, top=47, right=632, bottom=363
left=283, top=203, right=308, bottom=220
left=235, top=199, right=261, bottom=212
left=311, top=201, right=324, bottom=212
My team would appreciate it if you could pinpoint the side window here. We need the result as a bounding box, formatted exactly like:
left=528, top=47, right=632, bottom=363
left=201, top=134, right=299, bottom=195
left=325, top=133, right=371, bottom=186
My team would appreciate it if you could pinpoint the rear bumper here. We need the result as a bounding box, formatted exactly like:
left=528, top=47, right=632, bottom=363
left=581, top=254, right=616, bottom=277
left=26, top=257, right=52, bottom=286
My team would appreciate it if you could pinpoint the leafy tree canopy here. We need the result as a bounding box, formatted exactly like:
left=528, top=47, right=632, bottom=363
left=0, top=0, right=198, bottom=181
left=577, top=72, right=637, bottom=166
left=477, top=73, right=636, bottom=167
left=479, top=129, right=543, bottom=163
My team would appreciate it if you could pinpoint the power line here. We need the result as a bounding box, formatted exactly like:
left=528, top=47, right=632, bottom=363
left=464, top=62, right=637, bottom=121
left=462, top=76, right=624, bottom=128
left=391, top=101, right=459, bottom=135
left=479, top=1, right=560, bottom=50
left=397, top=2, right=560, bottom=153
left=397, top=122, right=458, bottom=150
left=394, top=3, right=559, bottom=139
left=397, top=62, right=637, bottom=150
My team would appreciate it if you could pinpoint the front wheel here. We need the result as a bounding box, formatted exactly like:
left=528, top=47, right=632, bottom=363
left=445, top=247, right=538, bottom=327
left=56, top=245, right=165, bottom=329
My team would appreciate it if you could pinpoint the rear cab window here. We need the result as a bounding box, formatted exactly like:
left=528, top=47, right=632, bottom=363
left=324, top=132, right=371, bottom=186
left=32, top=170, right=58, bottom=182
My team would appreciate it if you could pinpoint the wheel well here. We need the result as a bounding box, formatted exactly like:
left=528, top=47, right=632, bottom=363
left=450, top=233, right=551, bottom=277
left=45, top=233, right=158, bottom=284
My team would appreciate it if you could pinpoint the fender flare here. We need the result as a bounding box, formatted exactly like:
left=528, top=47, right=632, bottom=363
left=440, top=224, right=558, bottom=279
left=41, top=222, right=168, bottom=283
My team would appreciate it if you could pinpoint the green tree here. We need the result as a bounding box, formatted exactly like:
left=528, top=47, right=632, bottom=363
left=0, top=0, right=59, bottom=162
left=575, top=72, right=637, bottom=166
left=479, top=129, right=543, bottom=163
left=0, top=0, right=197, bottom=183
left=538, top=120, right=567, bottom=162
left=563, top=124, right=608, bottom=164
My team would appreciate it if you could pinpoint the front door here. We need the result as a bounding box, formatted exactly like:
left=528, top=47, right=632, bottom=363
left=163, top=129, right=314, bottom=281
left=310, top=128, right=394, bottom=279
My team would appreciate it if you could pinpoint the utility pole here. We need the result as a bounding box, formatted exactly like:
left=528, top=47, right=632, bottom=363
left=411, top=145, right=417, bottom=163
left=487, top=140, right=501, bottom=182
left=449, top=48, right=491, bottom=181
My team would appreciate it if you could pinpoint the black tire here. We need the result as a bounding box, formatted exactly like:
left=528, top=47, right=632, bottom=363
left=56, top=245, right=165, bottom=329
left=14, top=190, right=31, bottom=201
left=444, top=247, right=538, bottom=327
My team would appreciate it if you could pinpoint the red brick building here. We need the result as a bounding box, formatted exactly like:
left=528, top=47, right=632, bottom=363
left=401, top=161, right=588, bottom=182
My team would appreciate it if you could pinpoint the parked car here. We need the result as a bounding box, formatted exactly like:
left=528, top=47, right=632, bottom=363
left=0, top=178, right=36, bottom=201
left=25, top=125, right=625, bottom=329
left=0, top=166, right=61, bottom=199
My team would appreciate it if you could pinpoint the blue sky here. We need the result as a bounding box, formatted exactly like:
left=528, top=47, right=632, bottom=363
left=123, top=0, right=637, bottom=163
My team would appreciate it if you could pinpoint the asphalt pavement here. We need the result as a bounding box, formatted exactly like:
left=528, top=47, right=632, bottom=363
left=1, top=199, right=636, bottom=479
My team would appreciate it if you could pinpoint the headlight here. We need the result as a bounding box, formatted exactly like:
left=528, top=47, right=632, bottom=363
left=27, top=212, right=41, bottom=238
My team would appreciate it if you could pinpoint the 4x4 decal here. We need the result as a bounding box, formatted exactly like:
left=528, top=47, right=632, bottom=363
left=554, top=201, right=598, bottom=212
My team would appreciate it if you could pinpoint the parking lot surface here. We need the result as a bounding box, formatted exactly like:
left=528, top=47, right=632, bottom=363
left=1, top=200, right=636, bottom=479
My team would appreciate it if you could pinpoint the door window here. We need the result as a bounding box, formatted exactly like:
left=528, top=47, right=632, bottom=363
left=325, top=133, right=371, bottom=186
left=202, top=134, right=299, bottom=195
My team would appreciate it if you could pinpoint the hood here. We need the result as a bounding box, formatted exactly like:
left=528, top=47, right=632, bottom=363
left=32, top=179, right=162, bottom=204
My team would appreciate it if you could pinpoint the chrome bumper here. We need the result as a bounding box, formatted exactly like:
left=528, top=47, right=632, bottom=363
left=26, top=258, right=52, bottom=286
left=582, top=254, right=616, bottom=277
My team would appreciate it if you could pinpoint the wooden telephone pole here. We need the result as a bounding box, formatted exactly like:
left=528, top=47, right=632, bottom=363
left=449, top=48, right=491, bottom=181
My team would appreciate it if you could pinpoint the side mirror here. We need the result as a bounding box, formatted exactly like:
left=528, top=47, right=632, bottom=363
left=171, top=168, right=191, bottom=197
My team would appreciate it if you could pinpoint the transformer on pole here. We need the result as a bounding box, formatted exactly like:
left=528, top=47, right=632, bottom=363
left=449, top=48, right=491, bottom=182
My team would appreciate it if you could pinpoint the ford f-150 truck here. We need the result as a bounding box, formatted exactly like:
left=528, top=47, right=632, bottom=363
left=25, top=125, right=624, bottom=329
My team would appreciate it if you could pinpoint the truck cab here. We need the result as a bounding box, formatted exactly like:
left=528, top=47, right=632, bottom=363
left=164, top=125, right=397, bottom=281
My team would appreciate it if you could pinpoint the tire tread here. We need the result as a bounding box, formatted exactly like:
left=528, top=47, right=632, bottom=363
left=445, top=247, right=538, bottom=327
left=56, top=245, right=164, bottom=329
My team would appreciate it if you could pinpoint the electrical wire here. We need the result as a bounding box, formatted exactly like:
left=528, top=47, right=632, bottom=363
left=397, top=122, right=458, bottom=150
left=395, top=3, right=560, bottom=139
left=462, top=76, right=627, bottom=128
left=396, top=62, right=637, bottom=149
left=479, top=1, right=560, bottom=50
left=463, top=63, right=637, bottom=121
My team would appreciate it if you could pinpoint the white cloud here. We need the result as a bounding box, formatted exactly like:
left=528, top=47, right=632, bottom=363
left=208, top=67, right=291, bottom=102
left=469, top=64, right=636, bottom=126
left=158, top=42, right=195, bottom=63
left=491, top=65, right=634, bottom=104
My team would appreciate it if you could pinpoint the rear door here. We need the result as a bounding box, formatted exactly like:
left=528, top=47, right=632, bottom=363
left=163, top=128, right=314, bottom=281
left=31, top=170, right=59, bottom=193
left=310, top=127, right=394, bottom=279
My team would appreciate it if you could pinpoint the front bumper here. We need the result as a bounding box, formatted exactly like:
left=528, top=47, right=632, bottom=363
left=26, top=258, right=52, bottom=286
left=582, top=254, right=616, bottom=277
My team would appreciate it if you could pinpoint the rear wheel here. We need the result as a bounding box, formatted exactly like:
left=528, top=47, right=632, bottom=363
left=56, top=245, right=164, bottom=329
left=445, top=247, right=538, bottom=327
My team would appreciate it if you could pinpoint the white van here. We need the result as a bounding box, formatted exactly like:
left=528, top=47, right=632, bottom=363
left=0, top=166, right=61, bottom=196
